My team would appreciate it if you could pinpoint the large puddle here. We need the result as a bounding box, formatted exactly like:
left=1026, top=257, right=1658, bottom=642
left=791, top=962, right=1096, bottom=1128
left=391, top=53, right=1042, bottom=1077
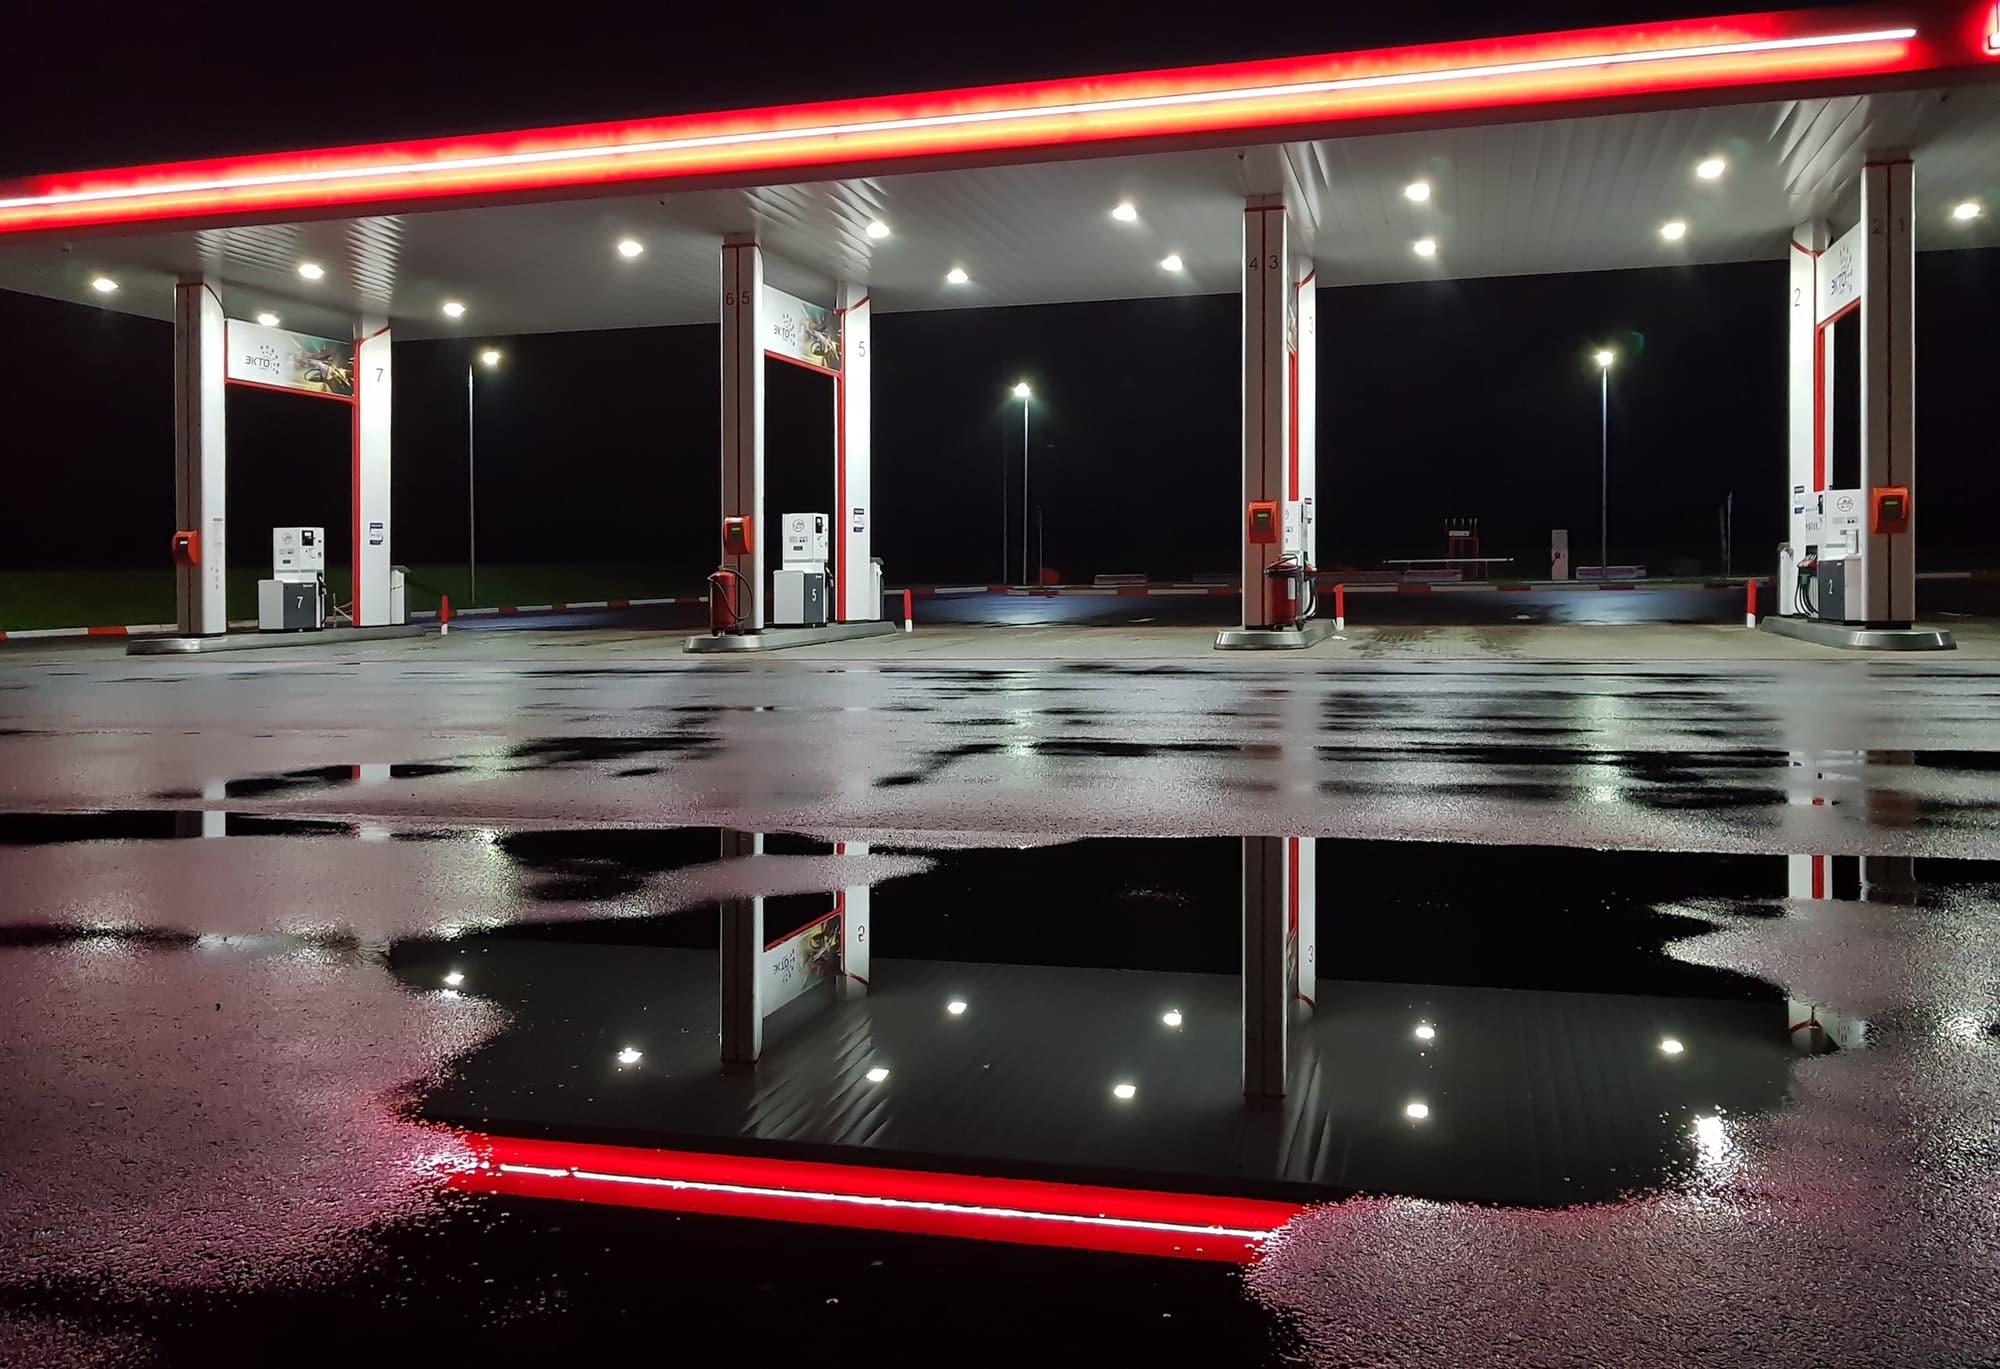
left=1, top=812, right=1993, bottom=1365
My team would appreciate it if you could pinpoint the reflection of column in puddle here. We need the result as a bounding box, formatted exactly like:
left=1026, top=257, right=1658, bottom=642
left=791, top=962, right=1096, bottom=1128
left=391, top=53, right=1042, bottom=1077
left=1787, top=996, right=1869, bottom=1054
left=836, top=840, right=870, bottom=1001
left=1292, top=837, right=1316, bottom=1011
left=719, top=829, right=764, bottom=1071
left=1862, top=750, right=1918, bottom=831
left=1243, top=835, right=1287, bottom=1099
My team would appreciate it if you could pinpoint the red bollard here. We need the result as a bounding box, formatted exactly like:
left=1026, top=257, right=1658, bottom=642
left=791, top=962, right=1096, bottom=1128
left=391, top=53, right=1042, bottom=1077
left=1334, top=583, right=1346, bottom=632
left=439, top=593, right=452, bottom=633
left=902, top=588, right=914, bottom=633
left=1745, top=578, right=1757, bottom=628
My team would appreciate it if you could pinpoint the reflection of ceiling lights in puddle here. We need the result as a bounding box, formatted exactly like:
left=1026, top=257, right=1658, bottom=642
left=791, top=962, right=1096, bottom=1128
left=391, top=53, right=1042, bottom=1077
left=442, top=970, right=464, bottom=988
left=615, top=1046, right=643, bottom=1066
left=865, top=1066, right=891, bottom=1083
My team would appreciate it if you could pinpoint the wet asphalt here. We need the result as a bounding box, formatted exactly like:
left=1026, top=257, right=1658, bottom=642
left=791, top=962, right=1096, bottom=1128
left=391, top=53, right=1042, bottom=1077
left=1, top=639, right=1998, bottom=1366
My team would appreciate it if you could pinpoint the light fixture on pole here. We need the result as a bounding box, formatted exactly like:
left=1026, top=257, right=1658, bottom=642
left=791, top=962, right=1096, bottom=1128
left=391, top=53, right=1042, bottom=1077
left=468, top=348, right=503, bottom=605
left=1594, top=348, right=1616, bottom=578
left=1013, top=382, right=1032, bottom=584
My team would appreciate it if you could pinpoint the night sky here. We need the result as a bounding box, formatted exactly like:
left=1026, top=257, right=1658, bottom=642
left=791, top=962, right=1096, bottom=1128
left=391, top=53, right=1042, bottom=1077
left=4, top=0, right=1996, bottom=585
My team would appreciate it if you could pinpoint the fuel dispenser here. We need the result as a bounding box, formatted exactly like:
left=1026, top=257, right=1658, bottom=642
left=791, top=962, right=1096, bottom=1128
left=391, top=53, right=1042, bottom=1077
left=1248, top=499, right=1316, bottom=629
left=1780, top=486, right=1915, bottom=625
left=257, top=527, right=327, bottom=631
left=773, top=512, right=830, bottom=627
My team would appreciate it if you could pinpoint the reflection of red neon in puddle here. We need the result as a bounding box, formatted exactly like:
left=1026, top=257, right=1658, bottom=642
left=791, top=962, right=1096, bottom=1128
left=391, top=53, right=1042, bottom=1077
left=450, top=1134, right=1301, bottom=1263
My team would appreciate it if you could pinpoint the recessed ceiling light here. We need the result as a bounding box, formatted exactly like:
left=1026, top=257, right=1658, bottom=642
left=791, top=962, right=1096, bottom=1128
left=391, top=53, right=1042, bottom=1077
left=865, top=1066, right=890, bottom=1083
left=297, top=262, right=324, bottom=281
left=1111, top=202, right=1138, bottom=222
left=89, top=276, right=118, bottom=294
left=946, top=999, right=967, bottom=1015
left=1160, top=253, right=1183, bottom=271
left=1404, top=180, right=1432, bottom=202
left=615, top=1046, right=643, bottom=1066
left=1951, top=200, right=1982, bottom=222
left=254, top=311, right=280, bottom=327
left=865, top=220, right=891, bottom=239
left=442, top=300, right=467, bottom=319
left=480, top=348, right=502, bottom=366
left=1112, top=1082, right=1137, bottom=1100
left=1660, top=219, right=1688, bottom=241
left=1695, top=157, right=1727, bottom=180
left=1405, top=1101, right=1431, bottom=1120
left=1414, top=1023, right=1436, bottom=1042
left=1412, top=237, right=1438, bottom=257
left=616, top=238, right=644, bottom=258
left=1161, top=1009, right=1183, bottom=1028
left=945, top=267, right=969, bottom=285
left=1660, top=1037, right=1686, bottom=1055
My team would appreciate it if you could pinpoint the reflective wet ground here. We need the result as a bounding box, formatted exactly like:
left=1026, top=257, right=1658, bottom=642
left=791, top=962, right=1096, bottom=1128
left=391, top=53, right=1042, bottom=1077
left=2, top=645, right=1998, bottom=1365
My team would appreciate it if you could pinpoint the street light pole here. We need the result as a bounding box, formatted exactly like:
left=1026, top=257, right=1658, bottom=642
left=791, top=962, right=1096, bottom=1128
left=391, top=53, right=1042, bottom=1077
left=1593, top=348, right=1615, bottom=577
left=1600, top=364, right=1609, bottom=577
left=469, top=348, right=502, bottom=606
left=1013, top=382, right=1032, bottom=584
left=465, top=360, right=477, bottom=606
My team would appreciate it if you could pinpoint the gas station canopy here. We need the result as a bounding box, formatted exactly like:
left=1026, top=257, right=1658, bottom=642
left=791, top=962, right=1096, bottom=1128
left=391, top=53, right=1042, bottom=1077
left=2, top=3, right=1997, bottom=339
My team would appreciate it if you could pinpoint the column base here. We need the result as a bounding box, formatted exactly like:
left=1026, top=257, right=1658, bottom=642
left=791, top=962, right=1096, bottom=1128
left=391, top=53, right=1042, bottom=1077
left=1214, top=620, right=1338, bottom=651
left=1759, top=616, right=1954, bottom=651
left=685, top=620, right=898, bottom=653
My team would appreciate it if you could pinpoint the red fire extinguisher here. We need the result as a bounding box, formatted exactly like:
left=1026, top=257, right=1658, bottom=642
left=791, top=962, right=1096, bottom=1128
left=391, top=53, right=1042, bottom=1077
left=1264, top=555, right=1309, bottom=629
left=707, top=568, right=746, bottom=633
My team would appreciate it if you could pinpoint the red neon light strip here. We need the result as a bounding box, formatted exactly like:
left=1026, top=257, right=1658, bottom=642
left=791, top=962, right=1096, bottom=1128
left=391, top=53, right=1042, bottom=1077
left=448, top=1134, right=1300, bottom=1263
left=0, top=12, right=1942, bottom=235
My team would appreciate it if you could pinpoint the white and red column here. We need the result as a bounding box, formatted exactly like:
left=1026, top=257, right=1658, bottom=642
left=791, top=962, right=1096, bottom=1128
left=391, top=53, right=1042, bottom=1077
left=836, top=282, right=874, bottom=621
left=1241, top=200, right=1316, bottom=627
left=719, top=828, right=765, bottom=1068
left=1245, top=833, right=1317, bottom=1098
left=837, top=839, right=871, bottom=998
left=173, top=276, right=227, bottom=636
left=720, top=239, right=767, bottom=630
left=1785, top=160, right=1917, bottom=626
left=352, top=319, right=393, bottom=625
left=1861, top=158, right=1916, bottom=625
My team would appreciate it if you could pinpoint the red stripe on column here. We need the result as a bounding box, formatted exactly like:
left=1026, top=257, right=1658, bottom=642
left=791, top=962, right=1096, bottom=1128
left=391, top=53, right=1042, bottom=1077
left=1287, top=345, right=1300, bottom=502
left=85, top=625, right=129, bottom=637
left=351, top=334, right=363, bottom=627
left=1810, top=855, right=1825, bottom=900
left=836, top=358, right=848, bottom=622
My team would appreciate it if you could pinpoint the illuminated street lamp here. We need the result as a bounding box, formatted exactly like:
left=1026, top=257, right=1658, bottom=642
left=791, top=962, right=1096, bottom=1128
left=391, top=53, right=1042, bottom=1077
left=1013, top=381, right=1033, bottom=583
left=468, top=348, right=503, bottom=604
left=1594, top=348, right=1617, bottom=577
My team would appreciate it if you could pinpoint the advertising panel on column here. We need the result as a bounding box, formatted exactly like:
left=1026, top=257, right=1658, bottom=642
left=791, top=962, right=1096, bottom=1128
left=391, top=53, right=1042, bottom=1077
left=761, top=906, right=843, bottom=1017
left=225, top=320, right=356, bottom=398
left=763, top=285, right=841, bottom=372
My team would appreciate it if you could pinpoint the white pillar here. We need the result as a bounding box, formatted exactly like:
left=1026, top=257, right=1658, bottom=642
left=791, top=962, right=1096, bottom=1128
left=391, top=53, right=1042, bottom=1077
left=720, top=239, right=767, bottom=630
left=1295, top=266, right=1318, bottom=568
left=837, top=839, right=871, bottom=998
left=1241, top=198, right=1291, bottom=629
left=836, top=283, right=874, bottom=621
left=352, top=320, right=393, bottom=625
left=1292, top=836, right=1317, bottom=1009
left=1860, top=158, right=1916, bottom=625
left=173, top=277, right=227, bottom=636
left=719, top=828, right=765, bottom=1068
left=1785, top=223, right=1827, bottom=592
left=1243, top=834, right=1288, bottom=1097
